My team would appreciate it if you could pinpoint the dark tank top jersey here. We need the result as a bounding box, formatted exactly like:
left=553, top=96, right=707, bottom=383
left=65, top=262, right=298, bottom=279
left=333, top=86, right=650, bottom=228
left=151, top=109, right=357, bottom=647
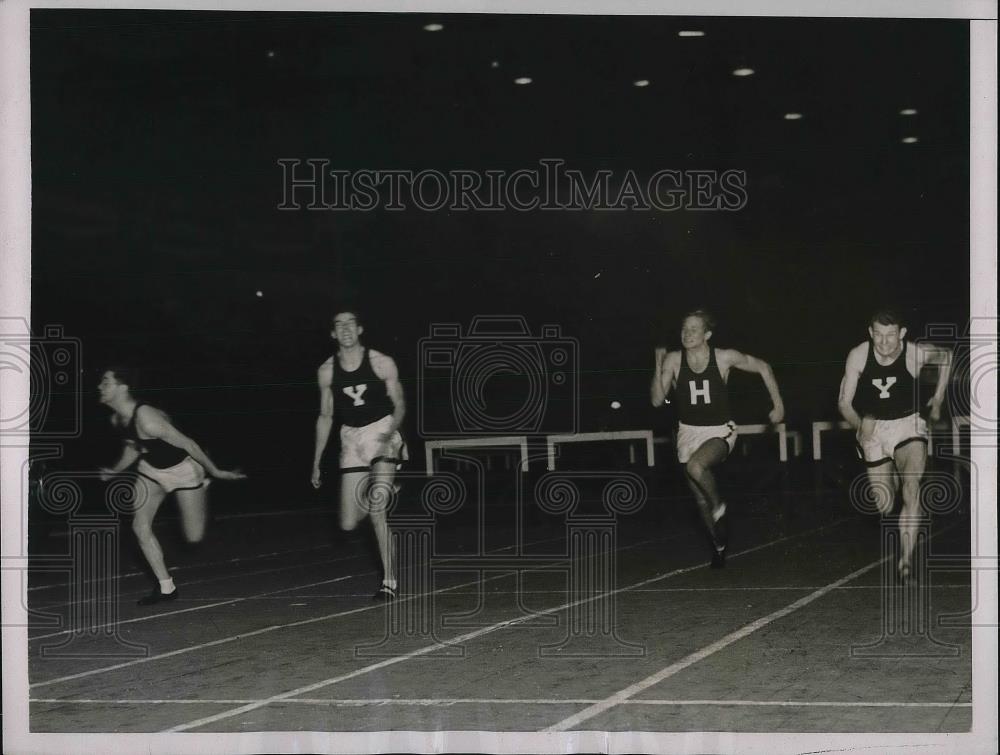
left=126, top=404, right=188, bottom=469
left=853, top=340, right=917, bottom=421
left=332, top=348, right=394, bottom=428
left=676, top=348, right=732, bottom=426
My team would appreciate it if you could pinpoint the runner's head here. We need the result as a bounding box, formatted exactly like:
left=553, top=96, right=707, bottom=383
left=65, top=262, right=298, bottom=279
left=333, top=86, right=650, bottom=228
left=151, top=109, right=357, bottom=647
left=681, top=309, right=714, bottom=349
left=331, top=309, right=364, bottom=348
left=98, top=365, right=138, bottom=405
left=868, top=309, right=906, bottom=357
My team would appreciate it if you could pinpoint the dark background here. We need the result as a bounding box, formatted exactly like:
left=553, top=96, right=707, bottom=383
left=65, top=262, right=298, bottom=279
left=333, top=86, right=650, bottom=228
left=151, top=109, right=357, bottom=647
left=29, top=11, right=970, bottom=492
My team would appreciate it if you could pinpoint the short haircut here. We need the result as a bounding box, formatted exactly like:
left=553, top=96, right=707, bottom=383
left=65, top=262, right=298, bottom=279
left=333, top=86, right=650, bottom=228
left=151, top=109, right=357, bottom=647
left=869, top=309, right=905, bottom=329
left=105, top=365, right=140, bottom=392
left=683, top=308, right=716, bottom=332
left=331, top=309, right=363, bottom=328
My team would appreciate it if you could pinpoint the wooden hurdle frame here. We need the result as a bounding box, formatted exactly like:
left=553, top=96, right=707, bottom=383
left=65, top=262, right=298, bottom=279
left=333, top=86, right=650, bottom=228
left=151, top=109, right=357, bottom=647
left=424, top=436, right=529, bottom=476
left=545, top=430, right=655, bottom=471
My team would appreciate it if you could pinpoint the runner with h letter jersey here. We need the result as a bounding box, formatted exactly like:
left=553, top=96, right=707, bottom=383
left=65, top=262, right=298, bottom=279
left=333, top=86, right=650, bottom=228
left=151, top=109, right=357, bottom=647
left=652, top=310, right=785, bottom=568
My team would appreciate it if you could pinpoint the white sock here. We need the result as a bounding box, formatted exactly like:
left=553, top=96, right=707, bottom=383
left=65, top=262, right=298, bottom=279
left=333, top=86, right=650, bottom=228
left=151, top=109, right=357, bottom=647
left=159, top=578, right=176, bottom=594
left=382, top=578, right=397, bottom=590
left=712, top=503, right=727, bottom=522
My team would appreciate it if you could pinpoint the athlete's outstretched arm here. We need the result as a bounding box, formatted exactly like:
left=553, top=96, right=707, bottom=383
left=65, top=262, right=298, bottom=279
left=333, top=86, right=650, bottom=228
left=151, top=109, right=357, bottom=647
left=650, top=348, right=675, bottom=407
left=917, top=342, right=953, bottom=422
left=837, top=346, right=867, bottom=431
left=136, top=407, right=246, bottom=480
left=723, top=350, right=785, bottom=423
left=312, top=360, right=335, bottom=488
left=99, top=439, right=142, bottom=480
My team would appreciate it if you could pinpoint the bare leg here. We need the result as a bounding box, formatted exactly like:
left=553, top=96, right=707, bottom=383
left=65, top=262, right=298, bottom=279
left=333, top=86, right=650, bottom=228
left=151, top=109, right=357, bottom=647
left=175, top=485, right=209, bottom=543
left=131, top=476, right=169, bottom=581
left=894, top=440, right=928, bottom=579
left=864, top=462, right=897, bottom=517
left=339, top=471, right=370, bottom=532
left=684, top=439, right=730, bottom=552
left=368, top=459, right=399, bottom=586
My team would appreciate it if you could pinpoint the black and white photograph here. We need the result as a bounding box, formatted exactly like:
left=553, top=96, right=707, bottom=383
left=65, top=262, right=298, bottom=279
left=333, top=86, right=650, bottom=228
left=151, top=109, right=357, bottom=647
left=1, top=1, right=996, bottom=753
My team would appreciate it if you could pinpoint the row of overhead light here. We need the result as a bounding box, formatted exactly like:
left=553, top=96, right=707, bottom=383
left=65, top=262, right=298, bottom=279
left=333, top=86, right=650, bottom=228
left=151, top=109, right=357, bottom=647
left=421, top=22, right=922, bottom=143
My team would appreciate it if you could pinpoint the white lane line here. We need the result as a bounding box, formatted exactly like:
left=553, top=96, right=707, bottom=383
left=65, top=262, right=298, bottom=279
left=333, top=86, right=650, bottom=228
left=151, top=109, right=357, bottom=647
left=27, top=532, right=591, bottom=687
left=28, top=530, right=578, bottom=608
left=545, top=521, right=962, bottom=732
left=545, top=559, right=887, bottom=732
left=29, top=592, right=427, bottom=690
left=27, top=543, right=337, bottom=593
left=30, top=697, right=972, bottom=708
left=31, top=518, right=849, bottom=696
left=28, top=553, right=374, bottom=618
left=29, top=530, right=578, bottom=615
left=165, top=518, right=854, bottom=733
left=625, top=700, right=973, bottom=708
left=29, top=532, right=583, bottom=637
left=28, top=572, right=367, bottom=642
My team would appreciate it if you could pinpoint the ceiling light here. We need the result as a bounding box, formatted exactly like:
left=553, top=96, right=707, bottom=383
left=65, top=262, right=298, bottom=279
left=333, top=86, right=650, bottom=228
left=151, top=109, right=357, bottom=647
left=678, top=30, right=705, bottom=37
left=514, top=77, right=532, bottom=85
left=633, top=79, right=650, bottom=87
left=783, top=112, right=803, bottom=120
left=422, top=23, right=444, bottom=32
left=900, top=108, right=918, bottom=115
left=902, top=136, right=919, bottom=144
left=732, top=68, right=755, bottom=77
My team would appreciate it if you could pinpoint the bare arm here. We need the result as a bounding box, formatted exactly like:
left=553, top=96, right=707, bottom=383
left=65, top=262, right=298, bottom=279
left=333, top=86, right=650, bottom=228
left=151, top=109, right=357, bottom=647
left=721, top=349, right=785, bottom=423
left=650, top=349, right=677, bottom=407
left=99, top=439, right=142, bottom=480
left=917, top=342, right=953, bottom=421
left=371, top=351, right=406, bottom=437
left=312, top=360, right=335, bottom=484
left=837, top=345, right=867, bottom=431
left=136, top=407, right=245, bottom=480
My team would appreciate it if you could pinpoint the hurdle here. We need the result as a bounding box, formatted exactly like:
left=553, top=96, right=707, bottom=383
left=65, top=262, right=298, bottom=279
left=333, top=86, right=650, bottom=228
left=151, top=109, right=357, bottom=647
left=811, top=420, right=852, bottom=460
left=546, top=430, right=655, bottom=471
left=424, top=436, right=529, bottom=476
left=736, top=422, right=802, bottom=462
